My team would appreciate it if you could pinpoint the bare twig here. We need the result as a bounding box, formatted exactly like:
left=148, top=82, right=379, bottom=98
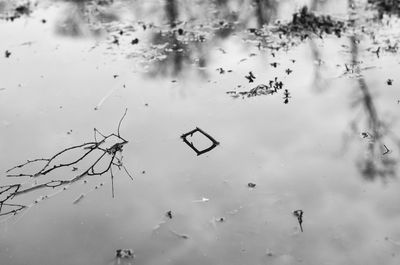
left=118, top=108, right=128, bottom=137
left=1, top=110, right=131, bottom=217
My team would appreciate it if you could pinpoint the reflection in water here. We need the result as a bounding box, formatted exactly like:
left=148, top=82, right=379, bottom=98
left=148, top=0, right=209, bottom=77
left=2, top=1, right=400, bottom=265
left=56, top=0, right=117, bottom=37
left=345, top=2, right=399, bottom=181
left=165, top=0, right=178, bottom=27
left=253, top=0, right=277, bottom=27
left=304, top=0, right=399, bottom=181
left=350, top=39, right=398, bottom=181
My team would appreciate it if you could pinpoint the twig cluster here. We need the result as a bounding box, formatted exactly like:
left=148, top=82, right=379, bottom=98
left=228, top=77, right=285, bottom=99
left=0, top=109, right=131, bottom=217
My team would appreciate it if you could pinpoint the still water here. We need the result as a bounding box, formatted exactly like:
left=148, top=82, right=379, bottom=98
left=1, top=0, right=400, bottom=265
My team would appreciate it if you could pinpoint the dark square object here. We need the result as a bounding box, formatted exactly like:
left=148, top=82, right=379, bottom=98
left=181, top=127, right=219, bottom=156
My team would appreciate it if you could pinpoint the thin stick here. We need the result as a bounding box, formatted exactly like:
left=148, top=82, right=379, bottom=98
left=117, top=108, right=128, bottom=137
left=111, top=166, right=115, bottom=198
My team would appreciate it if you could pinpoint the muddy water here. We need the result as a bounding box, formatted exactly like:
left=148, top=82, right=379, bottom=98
left=1, top=1, right=400, bottom=265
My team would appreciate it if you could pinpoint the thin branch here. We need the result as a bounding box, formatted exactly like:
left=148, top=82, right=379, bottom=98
left=1, top=110, right=132, bottom=217
left=111, top=166, right=115, bottom=198
left=117, top=108, right=128, bottom=137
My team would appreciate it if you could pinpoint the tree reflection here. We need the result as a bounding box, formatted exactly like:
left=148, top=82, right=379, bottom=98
left=253, top=0, right=277, bottom=27
left=345, top=1, right=398, bottom=181
left=306, top=0, right=399, bottom=181
left=350, top=36, right=398, bottom=181
left=55, top=0, right=116, bottom=37
left=147, top=0, right=208, bottom=77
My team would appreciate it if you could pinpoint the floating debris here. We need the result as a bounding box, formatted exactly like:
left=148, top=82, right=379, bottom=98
left=181, top=127, right=219, bottom=156
left=131, top=38, right=139, bottom=45
left=373, top=47, right=381, bottom=58
left=232, top=77, right=284, bottom=98
left=361, top=132, right=370, bottom=138
left=169, top=229, right=189, bottom=239
left=285, top=68, right=293, bottom=75
left=5, top=50, right=11, bottom=58
left=276, top=6, right=345, bottom=40
left=217, top=67, right=225, bottom=74
left=283, top=89, right=291, bottom=104
left=248, top=182, right=256, bottom=188
left=73, top=194, right=85, bottom=204
left=387, top=79, right=393, bottom=85
left=383, top=144, right=391, bottom=155
left=217, top=47, right=226, bottom=54
left=166, top=210, right=173, bottom=219
left=245, top=71, right=256, bottom=83
left=116, top=248, right=135, bottom=264
left=293, top=210, right=304, bottom=232
left=270, top=62, right=279, bottom=68
left=112, top=36, right=119, bottom=45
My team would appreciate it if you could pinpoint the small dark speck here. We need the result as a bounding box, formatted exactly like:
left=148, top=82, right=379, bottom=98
left=5, top=50, right=11, bottom=58
left=112, top=36, right=119, bottom=45
left=41, top=19, right=46, bottom=23
left=144, top=103, right=148, bottom=106
left=72, top=167, right=78, bottom=171
left=270, top=62, right=278, bottom=68
left=113, top=75, right=118, bottom=79
left=178, top=28, right=184, bottom=35
left=119, top=30, right=124, bottom=35
left=171, top=80, right=177, bottom=83
left=131, top=38, right=139, bottom=45
left=142, top=170, right=146, bottom=174
left=217, top=67, right=225, bottom=74
left=387, top=79, right=393, bottom=85
left=248, top=182, right=256, bottom=188
left=166, top=210, right=173, bottom=219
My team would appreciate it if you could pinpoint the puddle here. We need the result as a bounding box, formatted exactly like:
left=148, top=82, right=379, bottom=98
left=1, top=1, right=400, bottom=265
